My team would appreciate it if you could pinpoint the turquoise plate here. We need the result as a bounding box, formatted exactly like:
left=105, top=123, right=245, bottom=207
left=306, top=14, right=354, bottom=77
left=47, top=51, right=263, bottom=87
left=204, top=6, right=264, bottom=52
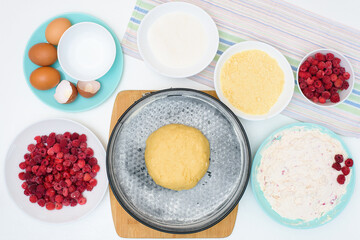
left=251, top=123, right=355, bottom=228
left=23, top=12, right=123, bottom=112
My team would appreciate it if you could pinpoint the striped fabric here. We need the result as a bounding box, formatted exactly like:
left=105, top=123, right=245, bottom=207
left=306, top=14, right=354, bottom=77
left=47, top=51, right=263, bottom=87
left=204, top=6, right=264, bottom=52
left=122, top=0, right=360, bottom=137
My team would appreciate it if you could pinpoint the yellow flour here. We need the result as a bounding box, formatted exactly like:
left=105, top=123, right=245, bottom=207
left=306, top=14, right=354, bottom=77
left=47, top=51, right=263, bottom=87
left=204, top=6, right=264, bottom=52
left=220, top=50, right=284, bottom=115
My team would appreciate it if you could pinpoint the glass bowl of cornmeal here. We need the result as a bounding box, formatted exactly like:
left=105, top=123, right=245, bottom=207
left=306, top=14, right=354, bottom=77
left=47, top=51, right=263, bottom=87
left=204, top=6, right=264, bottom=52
left=214, top=41, right=294, bottom=120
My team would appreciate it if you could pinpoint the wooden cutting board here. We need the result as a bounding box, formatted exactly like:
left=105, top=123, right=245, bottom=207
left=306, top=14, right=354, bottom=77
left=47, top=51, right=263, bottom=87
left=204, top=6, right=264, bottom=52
left=109, top=90, right=238, bottom=238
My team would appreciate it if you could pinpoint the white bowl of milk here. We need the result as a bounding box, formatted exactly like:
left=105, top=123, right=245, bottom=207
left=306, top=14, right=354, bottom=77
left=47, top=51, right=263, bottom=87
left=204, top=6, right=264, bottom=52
left=137, top=2, right=219, bottom=78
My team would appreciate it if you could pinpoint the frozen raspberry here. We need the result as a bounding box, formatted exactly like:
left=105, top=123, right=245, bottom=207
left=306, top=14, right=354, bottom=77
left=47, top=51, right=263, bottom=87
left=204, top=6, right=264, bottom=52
left=83, top=173, right=91, bottom=182
left=46, top=202, right=55, bottom=210
left=37, top=199, right=46, bottom=207
left=314, top=80, right=322, bottom=88
left=309, top=65, right=318, bottom=75
left=300, top=82, right=307, bottom=89
left=345, top=158, right=354, bottom=167
left=335, top=154, right=344, bottom=163
left=27, top=144, right=36, bottom=152
left=18, top=172, right=25, bottom=180
left=88, top=158, right=98, bottom=166
left=341, top=166, right=350, bottom=176
left=85, top=148, right=94, bottom=157
left=29, top=195, right=38, bottom=203
left=92, top=164, right=100, bottom=173
left=89, top=178, right=97, bottom=187
left=55, top=202, right=63, bottom=210
left=307, top=56, right=314, bottom=63
left=332, top=162, right=341, bottom=171
left=79, top=134, right=87, bottom=143
left=337, top=174, right=346, bottom=184
left=324, top=68, right=332, bottom=76
left=78, top=197, right=87, bottom=205
left=330, top=74, right=338, bottom=82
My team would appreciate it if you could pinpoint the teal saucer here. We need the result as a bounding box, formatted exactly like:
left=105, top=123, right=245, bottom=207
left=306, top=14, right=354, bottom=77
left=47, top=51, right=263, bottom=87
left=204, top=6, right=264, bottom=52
left=251, top=123, right=355, bottom=228
left=23, top=12, right=123, bottom=112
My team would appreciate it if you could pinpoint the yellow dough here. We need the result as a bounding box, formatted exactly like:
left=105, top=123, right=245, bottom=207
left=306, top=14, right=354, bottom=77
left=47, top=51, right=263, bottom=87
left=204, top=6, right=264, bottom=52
left=145, top=124, right=210, bottom=191
left=220, top=50, right=284, bottom=115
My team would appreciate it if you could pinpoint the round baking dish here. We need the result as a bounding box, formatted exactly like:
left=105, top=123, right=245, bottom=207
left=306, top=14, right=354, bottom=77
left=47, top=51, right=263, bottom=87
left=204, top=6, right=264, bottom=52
left=106, top=88, right=251, bottom=234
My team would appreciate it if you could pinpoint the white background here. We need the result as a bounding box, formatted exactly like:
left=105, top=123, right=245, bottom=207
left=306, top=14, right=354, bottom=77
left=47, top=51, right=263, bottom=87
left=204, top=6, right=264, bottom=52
left=0, top=0, right=359, bottom=239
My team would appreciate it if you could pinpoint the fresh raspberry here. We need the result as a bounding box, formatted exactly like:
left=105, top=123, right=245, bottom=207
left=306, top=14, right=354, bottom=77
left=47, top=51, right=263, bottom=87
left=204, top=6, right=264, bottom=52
left=332, top=162, right=341, bottom=171
left=330, top=74, right=338, bottom=82
left=334, top=79, right=343, bottom=88
left=341, top=166, right=350, bottom=176
left=300, top=82, right=307, bottom=89
left=306, top=78, right=314, bottom=85
left=316, top=70, right=325, bottom=78
left=324, top=68, right=332, bottom=76
left=315, top=53, right=325, bottom=61
left=345, top=158, right=354, bottom=167
left=317, top=61, right=326, bottom=70
left=343, top=72, right=350, bottom=80
left=341, top=81, right=349, bottom=90
left=314, top=80, right=322, bottom=88
left=321, top=91, right=331, bottom=99
left=326, top=53, right=335, bottom=61
left=319, top=97, right=326, bottom=104
left=309, top=66, right=318, bottom=75
left=324, top=82, right=333, bottom=90
left=333, top=68, right=340, bottom=76
left=330, top=93, right=340, bottom=103
left=299, top=63, right=308, bottom=72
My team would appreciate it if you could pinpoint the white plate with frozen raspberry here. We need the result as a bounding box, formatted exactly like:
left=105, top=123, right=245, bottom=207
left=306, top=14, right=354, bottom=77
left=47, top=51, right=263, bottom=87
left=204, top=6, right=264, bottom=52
left=4, top=118, right=108, bottom=223
left=297, top=49, right=354, bottom=107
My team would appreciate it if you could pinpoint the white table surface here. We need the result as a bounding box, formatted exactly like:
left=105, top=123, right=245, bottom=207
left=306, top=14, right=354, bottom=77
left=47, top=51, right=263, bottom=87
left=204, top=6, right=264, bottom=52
left=0, top=0, right=359, bottom=239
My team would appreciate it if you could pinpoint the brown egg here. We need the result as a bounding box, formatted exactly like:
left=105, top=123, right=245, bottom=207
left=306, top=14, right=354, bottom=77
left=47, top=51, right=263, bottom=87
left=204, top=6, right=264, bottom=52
left=30, top=67, right=60, bottom=90
left=45, top=18, right=72, bottom=45
left=28, top=43, right=57, bottom=66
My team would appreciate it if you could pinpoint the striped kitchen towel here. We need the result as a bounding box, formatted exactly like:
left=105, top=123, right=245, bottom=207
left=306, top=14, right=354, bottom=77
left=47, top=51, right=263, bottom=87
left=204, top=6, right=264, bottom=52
left=122, top=0, right=360, bottom=137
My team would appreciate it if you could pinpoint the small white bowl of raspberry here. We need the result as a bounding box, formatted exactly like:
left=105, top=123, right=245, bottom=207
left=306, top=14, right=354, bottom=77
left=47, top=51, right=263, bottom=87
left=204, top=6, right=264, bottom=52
left=297, top=49, right=354, bottom=107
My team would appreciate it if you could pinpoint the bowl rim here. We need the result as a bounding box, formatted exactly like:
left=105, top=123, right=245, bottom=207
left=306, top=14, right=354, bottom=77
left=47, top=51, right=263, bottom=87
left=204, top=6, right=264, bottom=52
left=4, top=118, right=108, bottom=223
left=296, top=48, right=355, bottom=107
left=214, top=41, right=295, bottom=121
left=57, top=21, right=116, bottom=81
left=106, top=88, right=251, bottom=234
left=137, top=2, right=219, bottom=78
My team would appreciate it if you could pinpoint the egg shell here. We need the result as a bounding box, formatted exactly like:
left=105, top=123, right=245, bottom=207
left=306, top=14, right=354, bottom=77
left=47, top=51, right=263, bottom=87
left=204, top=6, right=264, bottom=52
left=28, top=43, right=57, bottom=66
left=30, top=67, right=60, bottom=90
left=45, top=18, right=72, bottom=45
left=54, top=80, right=78, bottom=104
left=77, top=81, right=101, bottom=98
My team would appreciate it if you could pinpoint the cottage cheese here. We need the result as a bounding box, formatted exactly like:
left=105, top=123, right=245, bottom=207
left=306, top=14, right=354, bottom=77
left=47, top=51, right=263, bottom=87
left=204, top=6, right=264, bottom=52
left=257, top=127, right=350, bottom=222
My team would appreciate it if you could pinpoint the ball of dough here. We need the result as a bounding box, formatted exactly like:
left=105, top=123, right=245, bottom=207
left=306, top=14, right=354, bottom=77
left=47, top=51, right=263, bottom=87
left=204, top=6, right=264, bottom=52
left=145, top=124, right=210, bottom=191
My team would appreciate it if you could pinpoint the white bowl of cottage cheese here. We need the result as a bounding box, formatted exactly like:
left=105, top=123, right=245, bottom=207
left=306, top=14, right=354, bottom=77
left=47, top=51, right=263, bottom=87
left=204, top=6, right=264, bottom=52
left=251, top=123, right=355, bottom=228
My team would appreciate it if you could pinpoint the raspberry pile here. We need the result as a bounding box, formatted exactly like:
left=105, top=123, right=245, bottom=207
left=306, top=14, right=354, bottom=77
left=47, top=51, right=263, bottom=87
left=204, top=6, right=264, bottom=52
left=18, top=132, right=100, bottom=210
left=298, top=52, right=350, bottom=104
left=331, top=154, right=353, bottom=185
